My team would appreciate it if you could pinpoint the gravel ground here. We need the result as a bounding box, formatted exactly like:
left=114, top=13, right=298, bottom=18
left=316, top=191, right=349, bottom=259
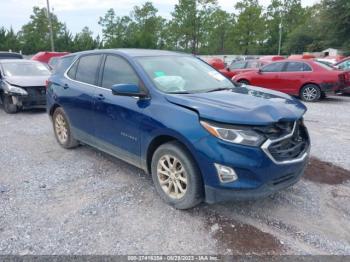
left=0, top=95, right=350, bottom=255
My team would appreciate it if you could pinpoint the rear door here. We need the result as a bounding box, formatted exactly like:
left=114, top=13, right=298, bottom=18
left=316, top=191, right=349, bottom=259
left=60, top=54, right=103, bottom=138
left=251, top=62, right=286, bottom=91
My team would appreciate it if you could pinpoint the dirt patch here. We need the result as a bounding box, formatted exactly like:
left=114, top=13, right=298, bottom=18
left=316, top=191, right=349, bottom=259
left=197, top=210, right=284, bottom=255
left=304, top=157, right=350, bottom=185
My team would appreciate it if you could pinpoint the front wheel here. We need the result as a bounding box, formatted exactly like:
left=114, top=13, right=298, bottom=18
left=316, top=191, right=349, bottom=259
left=300, top=84, right=321, bottom=102
left=3, top=95, right=18, bottom=114
left=151, top=141, right=204, bottom=209
left=53, top=107, right=79, bottom=149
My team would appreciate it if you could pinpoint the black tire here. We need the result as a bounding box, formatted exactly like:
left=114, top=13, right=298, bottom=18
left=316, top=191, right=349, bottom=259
left=238, top=79, right=250, bottom=85
left=52, top=107, right=79, bottom=149
left=300, top=84, right=321, bottom=102
left=3, top=95, right=18, bottom=114
left=151, top=141, right=204, bottom=209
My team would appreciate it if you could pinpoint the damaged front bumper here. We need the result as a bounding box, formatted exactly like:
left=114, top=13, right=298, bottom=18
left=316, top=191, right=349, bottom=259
left=5, top=87, right=46, bottom=108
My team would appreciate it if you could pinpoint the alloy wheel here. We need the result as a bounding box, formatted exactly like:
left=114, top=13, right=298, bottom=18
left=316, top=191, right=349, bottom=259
left=55, top=113, right=68, bottom=144
left=302, top=86, right=318, bottom=101
left=157, top=154, right=188, bottom=199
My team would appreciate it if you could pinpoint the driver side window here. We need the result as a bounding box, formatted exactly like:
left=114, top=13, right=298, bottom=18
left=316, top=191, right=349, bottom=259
left=101, top=55, right=139, bottom=89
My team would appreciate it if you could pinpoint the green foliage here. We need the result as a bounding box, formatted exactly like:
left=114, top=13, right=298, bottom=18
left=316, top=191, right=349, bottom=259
left=98, top=2, right=164, bottom=49
left=231, top=0, right=266, bottom=55
left=2, top=0, right=350, bottom=55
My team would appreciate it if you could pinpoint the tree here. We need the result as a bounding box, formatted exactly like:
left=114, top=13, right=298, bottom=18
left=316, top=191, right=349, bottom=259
left=131, top=2, right=165, bottom=49
left=203, top=9, right=232, bottom=54
left=265, top=0, right=308, bottom=55
left=0, top=27, right=21, bottom=52
left=232, top=0, right=266, bottom=55
left=318, top=0, right=350, bottom=50
left=170, top=0, right=218, bottom=54
left=72, top=26, right=99, bottom=51
left=55, top=25, right=74, bottom=52
left=18, top=6, right=65, bottom=54
left=99, top=2, right=164, bottom=49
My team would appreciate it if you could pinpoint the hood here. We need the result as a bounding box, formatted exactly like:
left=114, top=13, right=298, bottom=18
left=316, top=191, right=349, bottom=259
left=5, top=76, right=48, bottom=87
left=165, top=85, right=307, bottom=125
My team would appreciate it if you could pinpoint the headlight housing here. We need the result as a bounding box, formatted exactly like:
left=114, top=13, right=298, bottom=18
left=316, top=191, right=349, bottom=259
left=200, top=120, right=265, bottom=146
left=4, top=82, right=28, bottom=96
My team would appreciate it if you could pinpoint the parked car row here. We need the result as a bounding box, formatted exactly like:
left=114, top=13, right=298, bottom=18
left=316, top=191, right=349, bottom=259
left=208, top=55, right=350, bottom=102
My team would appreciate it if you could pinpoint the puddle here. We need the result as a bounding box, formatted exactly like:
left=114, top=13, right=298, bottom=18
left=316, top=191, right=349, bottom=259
left=304, top=157, right=350, bottom=185
left=198, top=210, right=283, bottom=254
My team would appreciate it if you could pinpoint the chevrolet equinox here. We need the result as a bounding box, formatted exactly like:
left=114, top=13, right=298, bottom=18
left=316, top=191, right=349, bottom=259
left=47, top=49, right=310, bottom=209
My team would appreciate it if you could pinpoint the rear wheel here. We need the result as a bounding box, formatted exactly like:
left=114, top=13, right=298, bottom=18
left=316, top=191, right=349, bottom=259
left=53, top=107, right=79, bottom=149
left=300, top=84, right=321, bottom=102
left=151, top=141, right=204, bottom=209
left=238, top=79, right=250, bottom=85
left=3, top=94, right=18, bottom=114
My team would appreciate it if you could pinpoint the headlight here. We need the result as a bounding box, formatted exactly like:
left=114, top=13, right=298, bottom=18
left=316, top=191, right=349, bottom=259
left=5, top=82, right=28, bottom=96
left=200, top=120, right=265, bottom=146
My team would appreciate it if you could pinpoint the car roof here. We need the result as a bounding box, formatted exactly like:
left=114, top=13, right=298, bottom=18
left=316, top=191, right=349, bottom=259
left=71, top=48, right=191, bottom=58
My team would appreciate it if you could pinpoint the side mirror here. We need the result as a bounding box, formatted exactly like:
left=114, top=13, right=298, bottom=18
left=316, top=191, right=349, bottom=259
left=111, top=83, right=148, bottom=98
left=258, top=69, right=263, bottom=74
left=226, top=67, right=231, bottom=72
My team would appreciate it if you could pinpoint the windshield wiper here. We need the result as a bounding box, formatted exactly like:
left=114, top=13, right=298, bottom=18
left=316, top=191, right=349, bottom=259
left=167, top=91, right=192, bottom=94
left=206, top=87, right=233, bottom=93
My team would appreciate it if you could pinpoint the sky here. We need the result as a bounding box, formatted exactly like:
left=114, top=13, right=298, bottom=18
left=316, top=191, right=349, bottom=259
left=0, top=0, right=320, bottom=37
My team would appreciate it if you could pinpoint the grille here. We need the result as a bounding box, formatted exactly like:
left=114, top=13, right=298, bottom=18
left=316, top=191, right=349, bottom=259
left=267, top=121, right=309, bottom=162
left=23, top=86, right=46, bottom=97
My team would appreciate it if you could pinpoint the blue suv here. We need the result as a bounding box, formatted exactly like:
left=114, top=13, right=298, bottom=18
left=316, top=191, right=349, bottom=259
left=47, top=49, right=310, bottom=209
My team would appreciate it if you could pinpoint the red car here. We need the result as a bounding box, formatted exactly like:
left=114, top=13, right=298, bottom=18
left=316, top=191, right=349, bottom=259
left=31, top=51, right=70, bottom=64
left=232, top=59, right=350, bottom=102
left=207, top=57, right=236, bottom=78
left=228, top=59, right=269, bottom=77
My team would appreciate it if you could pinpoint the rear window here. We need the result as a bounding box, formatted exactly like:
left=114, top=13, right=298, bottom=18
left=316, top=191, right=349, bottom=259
left=314, top=61, right=333, bottom=71
left=286, top=62, right=312, bottom=72
left=68, top=55, right=101, bottom=85
left=54, top=56, right=75, bottom=74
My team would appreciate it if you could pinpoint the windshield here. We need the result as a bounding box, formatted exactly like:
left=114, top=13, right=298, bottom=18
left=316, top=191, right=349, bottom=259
left=137, top=56, right=235, bottom=93
left=2, top=62, right=50, bottom=77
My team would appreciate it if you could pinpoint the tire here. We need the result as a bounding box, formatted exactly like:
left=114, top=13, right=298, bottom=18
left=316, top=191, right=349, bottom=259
left=52, top=107, right=79, bottom=149
left=151, top=141, right=204, bottom=209
left=238, top=79, right=250, bottom=85
left=3, top=95, right=18, bottom=114
left=300, top=84, right=321, bottom=102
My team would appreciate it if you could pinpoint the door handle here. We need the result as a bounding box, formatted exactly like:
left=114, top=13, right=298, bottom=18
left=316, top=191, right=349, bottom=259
left=97, top=94, right=105, bottom=101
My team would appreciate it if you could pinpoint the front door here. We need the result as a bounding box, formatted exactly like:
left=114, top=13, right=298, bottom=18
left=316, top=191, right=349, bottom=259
left=93, top=54, right=148, bottom=167
left=252, top=62, right=286, bottom=91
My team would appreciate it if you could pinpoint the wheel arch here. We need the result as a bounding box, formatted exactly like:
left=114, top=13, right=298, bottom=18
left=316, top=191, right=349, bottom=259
left=237, top=78, right=250, bottom=84
left=49, top=103, right=61, bottom=117
left=145, top=133, right=199, bottom=176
